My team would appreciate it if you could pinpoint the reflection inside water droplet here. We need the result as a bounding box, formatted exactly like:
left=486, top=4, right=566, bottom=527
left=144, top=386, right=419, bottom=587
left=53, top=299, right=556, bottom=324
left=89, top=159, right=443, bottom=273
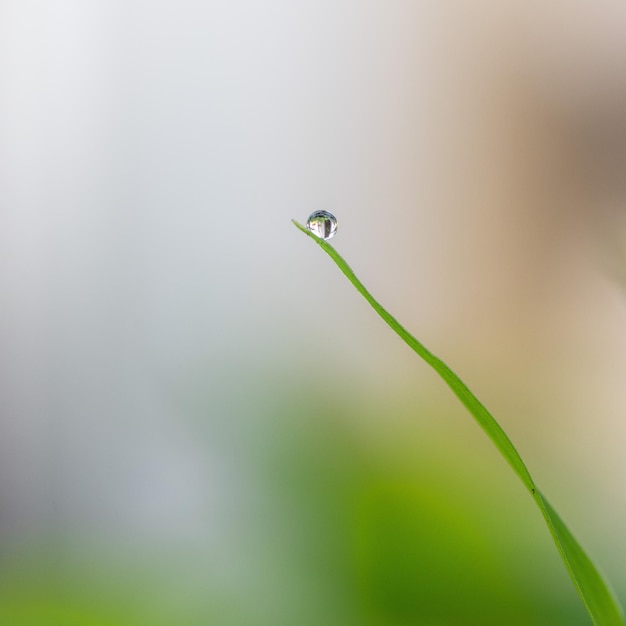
left=306, top=211, right=337, bottom=240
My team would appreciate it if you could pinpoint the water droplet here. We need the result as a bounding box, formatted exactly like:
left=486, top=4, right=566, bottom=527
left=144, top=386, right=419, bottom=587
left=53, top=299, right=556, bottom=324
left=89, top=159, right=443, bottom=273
left=306, top=210, right=337, bottom=240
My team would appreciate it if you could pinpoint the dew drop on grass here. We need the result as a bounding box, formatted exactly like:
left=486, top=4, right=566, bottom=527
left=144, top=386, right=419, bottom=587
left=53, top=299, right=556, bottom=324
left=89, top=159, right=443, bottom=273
left=306, top=210, right=337, bottom=240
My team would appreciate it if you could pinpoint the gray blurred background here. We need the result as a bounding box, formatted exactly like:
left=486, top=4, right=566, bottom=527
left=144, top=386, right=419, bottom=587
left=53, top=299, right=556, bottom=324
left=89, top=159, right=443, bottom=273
left=1, top=1, right=626, bottom=624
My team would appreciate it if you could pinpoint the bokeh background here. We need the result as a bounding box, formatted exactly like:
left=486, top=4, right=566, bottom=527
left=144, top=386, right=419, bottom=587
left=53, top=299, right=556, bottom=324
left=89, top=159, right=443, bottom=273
left=2, top=1, right=626, bottom=624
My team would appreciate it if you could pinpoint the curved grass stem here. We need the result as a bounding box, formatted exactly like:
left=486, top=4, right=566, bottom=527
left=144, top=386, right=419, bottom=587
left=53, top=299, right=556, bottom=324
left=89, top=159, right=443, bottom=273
left=293, top=219, right=624, bottom=626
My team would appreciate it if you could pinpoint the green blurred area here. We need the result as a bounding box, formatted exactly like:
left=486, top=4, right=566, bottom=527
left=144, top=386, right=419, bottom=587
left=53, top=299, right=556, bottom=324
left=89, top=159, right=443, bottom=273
left=0, top=377, right=596, bottom=626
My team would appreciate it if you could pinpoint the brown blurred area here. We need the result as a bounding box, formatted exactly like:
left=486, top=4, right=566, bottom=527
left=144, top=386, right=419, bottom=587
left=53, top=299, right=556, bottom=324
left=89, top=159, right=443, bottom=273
left=413, top=0, right=626, bottom=459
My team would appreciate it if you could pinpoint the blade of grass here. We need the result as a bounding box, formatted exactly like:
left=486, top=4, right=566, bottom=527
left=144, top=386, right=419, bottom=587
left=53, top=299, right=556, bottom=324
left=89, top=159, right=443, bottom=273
left=293, top=219, right=624, bottom=626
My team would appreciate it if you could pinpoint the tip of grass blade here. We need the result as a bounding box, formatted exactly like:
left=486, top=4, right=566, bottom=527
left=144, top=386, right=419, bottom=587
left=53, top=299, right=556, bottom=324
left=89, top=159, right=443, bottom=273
left=292, top=219, right=314, bottom=238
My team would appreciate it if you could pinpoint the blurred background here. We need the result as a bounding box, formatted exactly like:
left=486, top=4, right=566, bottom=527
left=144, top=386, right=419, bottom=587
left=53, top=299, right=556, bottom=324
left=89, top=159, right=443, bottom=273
left=1, top=1, right=626, bottom=624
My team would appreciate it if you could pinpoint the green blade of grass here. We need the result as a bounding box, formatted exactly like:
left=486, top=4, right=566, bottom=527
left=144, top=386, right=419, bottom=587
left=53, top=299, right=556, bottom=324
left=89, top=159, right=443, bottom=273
left=293, top=219, right=624, bottom=626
